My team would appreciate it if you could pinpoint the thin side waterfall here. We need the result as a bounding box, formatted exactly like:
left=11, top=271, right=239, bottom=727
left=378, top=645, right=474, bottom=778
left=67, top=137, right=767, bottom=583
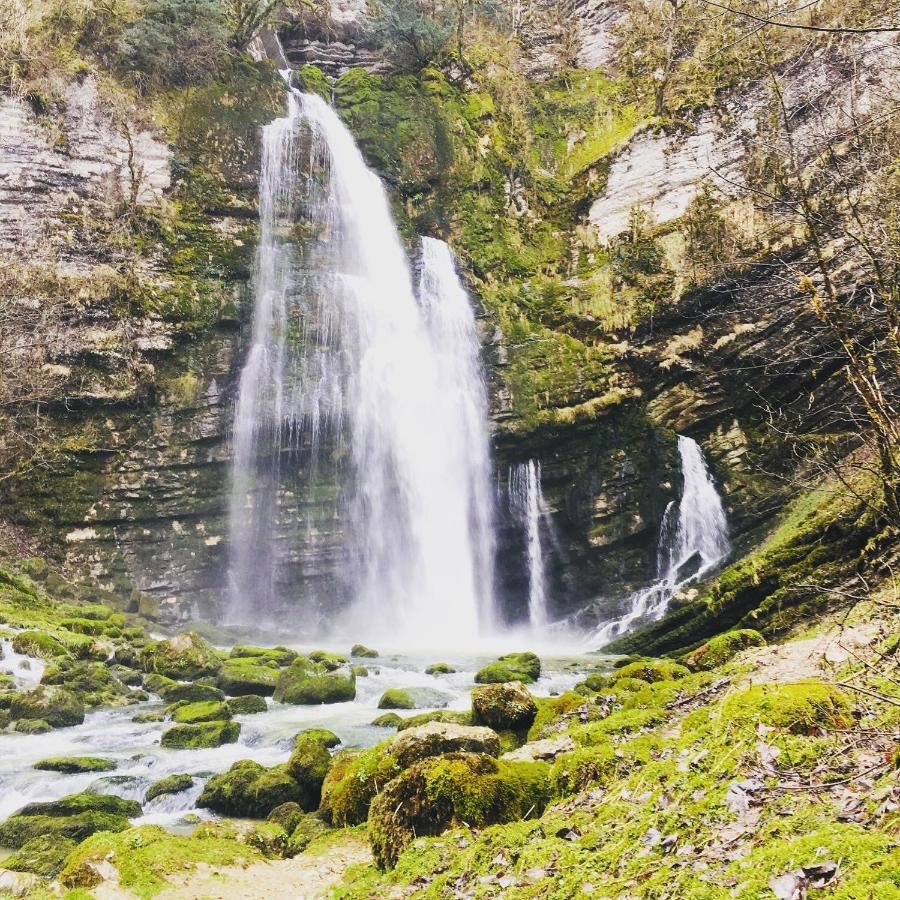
left=509, top=460, right=549, bottom=628
left=590, top=435, right=729, bottom=645
left=227, top=84, right=496, bottom=644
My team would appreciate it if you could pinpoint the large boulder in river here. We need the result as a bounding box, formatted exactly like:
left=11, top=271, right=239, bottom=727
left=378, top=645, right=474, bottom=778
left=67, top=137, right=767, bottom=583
left=471, top=682, right=538, bottom=731
left=140, top=632, right=221, bottom=680
left=216, top=658, right=279, bottom=696
left=368, top=753, right=552, bottom=869
left=274, top=658, right=355, bottom=705
left=377, top=687, right=452, bottom=710
left=284, top=734, right=333, bottom=808
left=198, top=759, right=313, bottom=817
left=390, top=721, right=501, bottom=768
left=10, top=686, right=84, bottom=728
left=474, top=652, right=541, bottom=684
left=160, top=720, right=240, bottom=749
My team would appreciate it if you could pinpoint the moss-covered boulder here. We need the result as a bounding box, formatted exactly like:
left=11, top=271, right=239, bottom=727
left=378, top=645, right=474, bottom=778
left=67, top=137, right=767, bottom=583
left=295, top=727, right=341, bottom=748
left=369, top=752, right=552, bottom=868
left=350, top=644, right=379, bottom=658
left=140, top=632, right=221, bottom=680
left=227, top=694, right=268, bottom=715
left=34, top=756, right=117, bottom=774
left=319, top=744, right=402, bottom=826
left=395, top=709, right=474, bottom=731
left=158, top=681, right=225, bottom=704
left=0, top=793, right=140, bottom=848
left=286, top=813, right=333, bottom=856
left=609, top=660, right=690, bottom=684
left=474, top=652, right=541, bottom=684
left=471, top=682, right=538, bottom=731
left=11, top=631, right=68, bottom=659
left=425, top=662, right=456, bottom=675
left=230, top=645, right=297, bottom=666
left=377, top=686, right=451, bottom=709
left=722, top=681, right=854, bottom=734
left=308, top=650, right=349, bottom=670
left=391, top=721, right=501, bottom=768
left=15, top=718, right=51, bottom=734
left=198, top=760, right=309, bottom=817
left=273, top=659, right=356, bottom=705
left=145, top=773, right=194, bottom=803
left=170, top=700, right=232, bottom=724
left=216, top=658, right=280, bottom=696
left=685, top=629, right=766, bottom=671
left=267, top=801, right=304, bottom=835
left=41, top=659, right=131, bottom=707
left=143, top=673, right=177, bottom=695
left=574, top=672, right=609, bottom=693
left=10, top=686, right=84, bottom=727
left=160, top=720, right=240, bottom=749
left=284, top=734, right=332, bottom=809
left=2, top=834, right=77, bottom=877
left=371, top=712, right=403, bottom=728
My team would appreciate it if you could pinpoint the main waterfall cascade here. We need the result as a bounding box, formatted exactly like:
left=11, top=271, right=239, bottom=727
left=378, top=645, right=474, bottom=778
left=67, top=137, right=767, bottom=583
left=227, top=84, right=496, bottom=644
left=590, top=435, right=730, bottom=646
left=508, top=460, right=550, bottom=628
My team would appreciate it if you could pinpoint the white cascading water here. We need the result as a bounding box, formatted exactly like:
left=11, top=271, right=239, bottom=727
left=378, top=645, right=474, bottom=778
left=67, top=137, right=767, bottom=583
left=228, top=84, right=495, bottom=645
left=590, top=435, right=729, bottom=645
left=509, top=460, right=549, bottom=628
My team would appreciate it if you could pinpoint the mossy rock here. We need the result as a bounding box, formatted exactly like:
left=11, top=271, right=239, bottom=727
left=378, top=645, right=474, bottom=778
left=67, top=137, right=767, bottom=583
left=34, top=756, right=117, bottom=774
left=292, top=65, right=331, bottom=100
left=227, top=694, right=268, bottom=715
left=395, top=709, right=475, bottom=731
left=216, top=659, right=279, bottom=697
left=160, top=720, right=240, bottom=749
left=685, top=629, right=766, bottom=671
left=574, top=672, right=609, bottom=693
left=308, top=650, right=349, bottom=671
left=475, top=652, right=541, bottom=685
left=40, top=659, right=131, bottom=707
left=15, top=718, right=52, bottom=734
left=10, top=686, right=84, bottom=727
left=295, top=727, right=341, bottom=748
left=286, top=813, right=333, bottom=856
left=377, top=686, right=451, bottom=710
left=146, top=773, right=194, bottom=803
left=528, top=692, right=601, bottom=741
left=140, top=632, right=221, bottom=680
left=425, top=662, right=456, bottom=675
left=351, top=665, right=369, bottom=677
left=284, top=735, right=332, bottom=809
left=132, top=710, right=165, bottom=723
left=471, top=682, right=538, bottom=731
left=0, top=793, right=141, bottom=848
left=11, top=630, right=69, bottom=659
left=391, top=721, right=501, bottom=768
left=722, top=681, right=854, bottom=734
left=198, top=759, right=309, bottom=817
left=371, top=712, right=403, bottom=728
left=369, top=752, right=552, bottom=868
left=158, top=681, right=226, bottom=704
left=350, top=644, right=379, bottom=658
left=230, top=645, right=297, bottom=666
left=273, top=659, right=355, bottom=705
left=2, top=833, right=76, bottom=877
left=143, top=673, right=177, bottom=695
left=170, top=700, right=232, bottom=724
left=319, top=744, right=402, bottom=826
left=267, top=801, right=304, bottom=835
left=608, top=660, right=690, bottom=684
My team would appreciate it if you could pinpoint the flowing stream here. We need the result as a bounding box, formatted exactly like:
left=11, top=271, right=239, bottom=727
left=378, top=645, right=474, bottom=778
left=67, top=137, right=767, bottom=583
left=589, top=435, right=730, bottom=645
left=509, top=460, right=549, bottom=628
left=227, top=86, right=495, bottom=646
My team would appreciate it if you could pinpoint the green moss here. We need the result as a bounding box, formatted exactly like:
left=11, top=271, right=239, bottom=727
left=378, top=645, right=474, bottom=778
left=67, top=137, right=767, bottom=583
left=425, top=662, right=455, bottom=675
left=160, top=719, right=240, bottom=749
left=170, top=699, right=231, bottom=723
left=721, top=681, right=854, bottom=734
left=286, top=814, right=333, bottom=856
left=145, top=774, right=194, bottom=803
left=10, top=686, right=84, bottom=727
left=471, top=682, right=537, bottom=731
left=685, top=629, right=766, bottom=670
left=528, top=691, right=597, bottom=741
left=319, top=744, right=402, bottom=827
left=350, top=644, right=379, bottom=658
left=230, top=644, right=297, bottom=666
left=158, top=680, right=224, bottom=704
left=11, top=630, right=68, bottom=658
left=475, top=652, right=541, bottom=684
left=140, top=632, right=221, bottom=680
left=285, top=735, right=332, bottom=808
left=368, top=753, right=552, bottom=868
left=377, top=688, right=415, bottom=710
left=2, top=834, right=76, bottom=877
left=609, top=659, right=690, bottom=684
left=198, top=759, right=310, bottom=817
left=371, top=712, right=403, bottom=728
left=58, top=824, right=263, bottom=894
left=34, top=756, right=117, bottom=774
left=274, top=658, right=356, bottom=705
left=293, top=65, right=330, bottom=100
left=295, top=727, right=341, bottom=749
left=227, top=694, right=268, bottom=715
left=395, top=709, right=474, bottom=731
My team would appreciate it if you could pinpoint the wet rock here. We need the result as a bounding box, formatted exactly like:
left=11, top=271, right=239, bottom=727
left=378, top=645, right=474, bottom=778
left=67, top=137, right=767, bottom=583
left=230, top=645, right=298, bottom=666
left=34, top=756, right=117, bottom=774
left=377, top=687, right=452, bottom=710
left=471, top=682, right=538, bottom=731
left=396, top=709, right=474, bottom=731
left=10, top=631, right=68, bottom=659
left=350, top=644, right=378, bottom=658
left=10, top=686, right=85, bottom=727
left=286, top=813, right=333, bottom=856
left=140, top=632, right=221, bottom=680
left=198, top=759, right=310, bottom=817
left=145, top=773, right=194, bottom=803
left=217, top=659, right=281, bottom=696
left=475, top=652, right=541, bottom=685
left=284, top=734, right=332, bottom=809
left=294, top=727, right=341, bottom=748
left=371, top=712, right=402, bottom=728
left=169, top=699, right=232, bottom=724
left=2, top=834, right=76, bottom=877
left=267, top=801, right=304, bottom=834
left=390, top=721, right=501, bottom=768
left=501, top=734, right=576, bottom=763
left=158, top=681, right=226, bottom=704
left=274, top=659, right=355, bottom=705
left=425, top=662, right=456, bottom=675
left=308, top=650, right=349, bottom=671
left=14, top=719, right=51, bottom=734
left=227, top=694, right=268, bottom=715
left=160, top=720, right=240, bottom=749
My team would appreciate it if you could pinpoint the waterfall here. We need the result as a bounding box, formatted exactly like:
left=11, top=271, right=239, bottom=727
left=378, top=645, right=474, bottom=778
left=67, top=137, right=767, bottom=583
left=227, top=85, right=496, bottom=645
left=509, top=460, right=549, bottom=628
left=590, top=435, right=729, bottom=645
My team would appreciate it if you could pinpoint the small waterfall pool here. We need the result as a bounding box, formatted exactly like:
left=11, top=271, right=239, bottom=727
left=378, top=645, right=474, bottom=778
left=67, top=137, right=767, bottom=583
left=0, top=650, right=596, bottom=829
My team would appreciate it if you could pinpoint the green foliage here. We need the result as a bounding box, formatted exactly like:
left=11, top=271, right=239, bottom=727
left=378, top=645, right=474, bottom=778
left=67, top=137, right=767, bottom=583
left=685, top=629, right=766, bottom=671
left=722, top=681, right=854, bottom=734
left=609, top=659, right=690, bottom=684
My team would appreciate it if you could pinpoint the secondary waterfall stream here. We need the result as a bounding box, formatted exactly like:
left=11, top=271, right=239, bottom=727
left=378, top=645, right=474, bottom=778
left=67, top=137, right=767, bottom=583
left=509, top=460, right=549, bottom=628
left=227, top=86, right=495, bottom=646
left=590, top=435, right=730, bottom=645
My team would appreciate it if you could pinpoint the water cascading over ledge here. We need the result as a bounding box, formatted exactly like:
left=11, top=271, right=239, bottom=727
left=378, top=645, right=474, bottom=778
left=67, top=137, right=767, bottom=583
left=227, top=85, right=496, bottom=646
